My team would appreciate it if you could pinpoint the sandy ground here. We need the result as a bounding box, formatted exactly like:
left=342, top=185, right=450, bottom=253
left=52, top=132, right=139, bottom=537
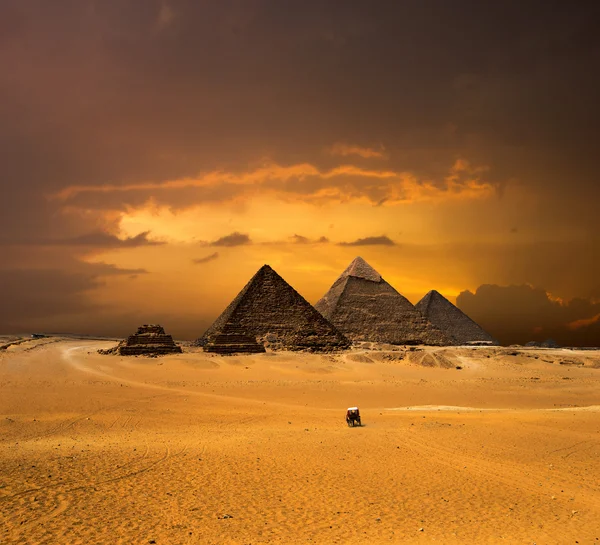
left=1, top=338, right=599, bottom=544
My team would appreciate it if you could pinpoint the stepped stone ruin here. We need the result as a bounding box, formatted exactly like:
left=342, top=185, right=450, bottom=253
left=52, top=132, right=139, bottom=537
left=197, top=264, right=350, bottom=353
left=100, top=324, right=183, bottom=356
left=315, top=257, right=451, bottom=345
left=416, top=290, right=497, bottom=345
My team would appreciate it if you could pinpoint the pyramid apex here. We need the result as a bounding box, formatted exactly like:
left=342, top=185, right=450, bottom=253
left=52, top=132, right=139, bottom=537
left=419, top=290, right=450, bottom=309
left=340, top=256, right=382, bottom=282
left=257, top=264, right=276, bottom=273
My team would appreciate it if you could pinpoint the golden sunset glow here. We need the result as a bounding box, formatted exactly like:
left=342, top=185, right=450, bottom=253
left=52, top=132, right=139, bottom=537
left=0, top=1, right=598, bottom=346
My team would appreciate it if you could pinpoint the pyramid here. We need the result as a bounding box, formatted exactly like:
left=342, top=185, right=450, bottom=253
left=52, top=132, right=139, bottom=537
left=198, top=265, right=350, bottom=353
left=100, top=324, right=183, bottom=356
left=315, top=257, right=451, bottom=345
left=416, top=290, right=496, bottom=345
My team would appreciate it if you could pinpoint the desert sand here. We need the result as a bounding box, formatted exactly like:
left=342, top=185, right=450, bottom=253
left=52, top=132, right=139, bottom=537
left=1, top=337, right=599, bottom=544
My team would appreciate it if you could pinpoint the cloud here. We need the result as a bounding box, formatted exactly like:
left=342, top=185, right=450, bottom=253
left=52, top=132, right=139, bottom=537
left=328, top=143, right=387, bottom=159
left=339, top=235, right=396, bottom=246
left=48, top=231, right=163, bottom=248
left=209, top=232, right=251, bottom=247
left=192, top=252, right=219, bottom=264
left=291, top=234, right=309, bottom=244
left=290, top=234, right=329, bottom=244
left=54, top=160, right=496, bottom=212
left=567, top=313, right=600, bottom=331
left=457, top=284, right=600, bottom=346
left=0, top=231, right=164, bottom=249
left=0, top=262, right=147, bottom=332
left=81, top=262, right=149, bottom=276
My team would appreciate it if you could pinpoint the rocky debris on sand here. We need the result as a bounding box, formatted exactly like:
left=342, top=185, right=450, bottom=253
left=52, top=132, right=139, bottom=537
left=525, top=339, right=560, bottom=348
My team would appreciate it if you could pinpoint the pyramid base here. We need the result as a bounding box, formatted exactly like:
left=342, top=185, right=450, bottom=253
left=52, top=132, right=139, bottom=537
left=99, top=343, right=183, bottom=356
left=204, top=343, right=266, bottom=355
left=117, top=345, right=182, bottom=356
left=202, top=332, right=266, bottom=355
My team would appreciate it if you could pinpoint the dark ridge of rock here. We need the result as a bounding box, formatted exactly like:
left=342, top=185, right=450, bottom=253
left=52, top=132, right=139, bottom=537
left=416, top=290, right=497, bottom=345
left=197, top=265, right=350, bottom=353
left=315, top=257, right=451, bottom=346
left=99, top=324, right=182, bottom=356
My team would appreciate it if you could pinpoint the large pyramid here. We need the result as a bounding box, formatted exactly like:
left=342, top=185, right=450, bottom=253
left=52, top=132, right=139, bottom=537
left=100, top=324, right=183, bottom=356
left=315, top=257, right=451, bottom=345
left=198, top=265, right=350, bottom=353
left=416, top=290, right=497, bottom=345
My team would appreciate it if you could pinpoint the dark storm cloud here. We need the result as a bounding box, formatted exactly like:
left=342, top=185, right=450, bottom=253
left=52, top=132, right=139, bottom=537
left=457, top=284, right=600, bottom=347
left=210, top=232, right=251, bottom=247
left=192, top=252, right=220, bottom=264
left=1, top=0, right=598, bottom=223
left=0, top=262, right=147, bottom=332
left=3, top=0, right=599, bottom=202
left=392, top=237, right=600, bottom=303
left=339, top=236, right=396, bottom=247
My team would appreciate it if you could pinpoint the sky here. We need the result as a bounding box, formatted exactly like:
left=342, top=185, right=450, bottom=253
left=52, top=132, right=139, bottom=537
left=1, top=0, right=599, bottom=345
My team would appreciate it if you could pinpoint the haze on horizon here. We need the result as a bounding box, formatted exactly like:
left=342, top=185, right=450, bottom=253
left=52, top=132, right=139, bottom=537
left=1, top=0, right=598, bottom=346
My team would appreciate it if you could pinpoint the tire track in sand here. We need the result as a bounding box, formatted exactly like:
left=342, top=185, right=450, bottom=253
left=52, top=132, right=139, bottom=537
left=400, top=430, right=600, bottom=511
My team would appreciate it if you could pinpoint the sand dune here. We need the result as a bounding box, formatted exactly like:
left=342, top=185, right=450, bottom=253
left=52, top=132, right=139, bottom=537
left=1, top=338, right=599, bottom=544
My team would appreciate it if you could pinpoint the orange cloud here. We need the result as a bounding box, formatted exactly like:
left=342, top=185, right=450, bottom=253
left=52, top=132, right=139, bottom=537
left=53, top=159, right=495, bottom=210
left=328, top=143, right=387, bottom=159
left=339, top=235, right=395, bottom=246
left=209, top=232, right=251, bottom=247
left=192, top=252, right=219, bottom=265
left=567, top=313, right=600, bottom=330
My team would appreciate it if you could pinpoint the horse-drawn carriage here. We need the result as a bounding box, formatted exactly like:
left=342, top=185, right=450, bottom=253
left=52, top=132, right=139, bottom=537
left=346, top=407, right=361, bottom=427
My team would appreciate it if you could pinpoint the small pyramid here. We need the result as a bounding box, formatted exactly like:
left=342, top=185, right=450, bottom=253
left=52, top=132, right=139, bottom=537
left=315, top=257, right=451, bottom=345
left=416, top=290, right=496, bottom=345
left=198, top=265, right=350, bottom=353
left=101, top=324, right=183, bottom=356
